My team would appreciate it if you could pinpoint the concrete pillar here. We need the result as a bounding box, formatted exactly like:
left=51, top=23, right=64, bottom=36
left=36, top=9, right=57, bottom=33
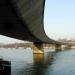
left=55, top=44, right=62, bottom=51
left=33, top=42, right=44, bottom=54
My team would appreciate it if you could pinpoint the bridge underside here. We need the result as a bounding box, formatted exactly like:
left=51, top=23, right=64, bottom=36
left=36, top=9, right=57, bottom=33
left=0, top=0, right=62, bottom=53
left=0, top=0, right=59, bottom=44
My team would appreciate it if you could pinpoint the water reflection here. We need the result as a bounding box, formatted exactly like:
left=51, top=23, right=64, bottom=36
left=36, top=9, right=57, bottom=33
left=21, top=52, right=55, bottom=75
left=33, top=54, right=44, bottom=64
left=32, top=54, right=45, bottom=75
left=30, top=53, right=55, bottom=75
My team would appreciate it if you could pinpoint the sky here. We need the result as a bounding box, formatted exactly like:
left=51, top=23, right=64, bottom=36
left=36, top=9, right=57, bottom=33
left=44, top=0, right=75, bottom=40
left=0, top=0, right=75, bottom=43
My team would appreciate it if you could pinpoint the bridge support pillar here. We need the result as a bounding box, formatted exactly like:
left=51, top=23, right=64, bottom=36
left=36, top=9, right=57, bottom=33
left=33, top=42, right=44, bottom=54
left=55, top=44, right=62, bottom=51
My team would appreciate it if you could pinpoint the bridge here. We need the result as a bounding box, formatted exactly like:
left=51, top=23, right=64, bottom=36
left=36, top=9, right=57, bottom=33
left=0, top=0, right=63, bottom=53
left=61, top=41, right=75, bottom=49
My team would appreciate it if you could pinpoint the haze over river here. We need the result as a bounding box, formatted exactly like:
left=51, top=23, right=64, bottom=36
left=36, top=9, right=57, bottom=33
left=0, top=48, right=75, bottom=75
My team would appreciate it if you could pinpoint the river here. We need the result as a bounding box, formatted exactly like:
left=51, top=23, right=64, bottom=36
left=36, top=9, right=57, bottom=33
left=0, top=48, right=75, bottom=75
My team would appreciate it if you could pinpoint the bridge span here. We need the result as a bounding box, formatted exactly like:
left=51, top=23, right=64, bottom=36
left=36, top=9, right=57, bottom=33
left=0, top=0, right=62, bottom=53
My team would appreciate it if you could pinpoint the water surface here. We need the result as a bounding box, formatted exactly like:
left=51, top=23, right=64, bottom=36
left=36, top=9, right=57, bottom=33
left=0, top=48, right=75, bottom=75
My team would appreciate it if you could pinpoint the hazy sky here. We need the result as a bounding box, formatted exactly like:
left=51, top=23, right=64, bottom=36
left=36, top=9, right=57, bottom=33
left=44, top=0, right=75, bottom=40
left=0, top=0, right=75, bottom=43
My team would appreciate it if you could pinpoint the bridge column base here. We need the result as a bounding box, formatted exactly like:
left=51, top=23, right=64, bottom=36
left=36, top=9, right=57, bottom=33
left=33, top=42, right=44, bottom=54
left=55, top=44, right=62, bottom=51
